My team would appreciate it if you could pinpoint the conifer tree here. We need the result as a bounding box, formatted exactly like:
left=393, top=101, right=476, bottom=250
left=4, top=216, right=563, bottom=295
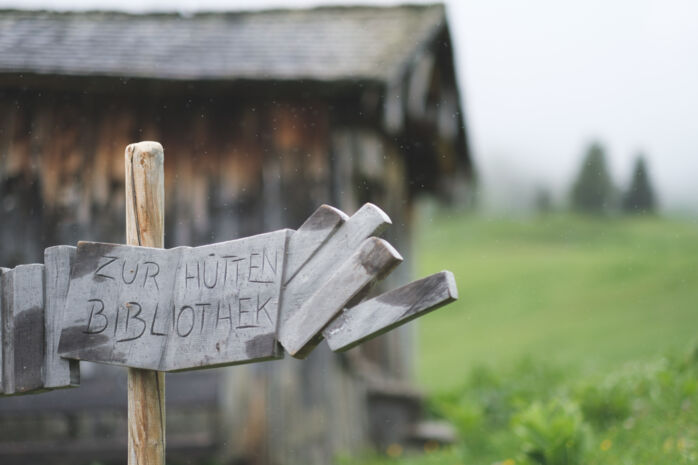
left=622, top=155, right=656, bottom=213
left=571, top=142, right=614, bottom=213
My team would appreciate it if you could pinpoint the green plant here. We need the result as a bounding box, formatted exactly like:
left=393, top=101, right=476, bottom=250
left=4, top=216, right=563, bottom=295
left=512, top=399, right=590, bottom=465
left=575, top=383, right=631, bottom=429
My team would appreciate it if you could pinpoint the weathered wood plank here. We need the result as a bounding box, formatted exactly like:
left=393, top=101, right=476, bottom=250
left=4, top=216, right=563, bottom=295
left=44, top=246, right=80, bottom=389
left=3, top=264, right=46, bottom=394
left=324, top=271, right=458, bottom=352
left=280, top=237, right=403, bottom=358
left=0, top=267, right=8, bottom=394
left=284, top=204, right=348, bottom=284
left=279, top=203, right=391, bottom=334
left=2, top=267, right=19, bottom=394
left=58, top=231, right=290, bottom=371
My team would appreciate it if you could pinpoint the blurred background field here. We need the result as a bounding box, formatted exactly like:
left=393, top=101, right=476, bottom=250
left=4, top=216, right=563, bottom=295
left=416, top=210, right=698, bottom=392
left=353, top=209, right=698, bottom=465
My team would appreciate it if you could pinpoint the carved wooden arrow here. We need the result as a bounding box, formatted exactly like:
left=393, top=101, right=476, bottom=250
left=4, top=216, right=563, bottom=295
left=0, top=203, right=458, bottom=394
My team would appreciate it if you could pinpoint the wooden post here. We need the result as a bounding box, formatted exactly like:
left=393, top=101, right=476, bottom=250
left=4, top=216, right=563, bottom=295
left=125, top=141, right=166, bottom=465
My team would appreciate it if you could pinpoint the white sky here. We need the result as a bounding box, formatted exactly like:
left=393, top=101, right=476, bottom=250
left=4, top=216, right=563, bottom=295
left=4, top=0, right=698, bottom=212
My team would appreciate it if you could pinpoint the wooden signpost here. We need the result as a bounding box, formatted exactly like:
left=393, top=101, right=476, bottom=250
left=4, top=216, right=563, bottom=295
left=123, top=142, right=166, bottom=465
left=0, top=141, right=459, bottom=465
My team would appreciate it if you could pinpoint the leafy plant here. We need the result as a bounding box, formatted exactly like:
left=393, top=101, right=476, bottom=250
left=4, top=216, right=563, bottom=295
left=512, top=399, right=590, bottom=465
left=575, top=383, right=631, bottom=429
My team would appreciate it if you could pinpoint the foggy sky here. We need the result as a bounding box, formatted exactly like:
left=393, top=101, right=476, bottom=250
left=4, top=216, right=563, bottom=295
left=4, top=0, right=697, bottom=213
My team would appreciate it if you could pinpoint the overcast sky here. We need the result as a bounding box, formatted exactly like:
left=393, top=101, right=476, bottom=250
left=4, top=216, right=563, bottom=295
left=4, top=0, right=697, bottom=213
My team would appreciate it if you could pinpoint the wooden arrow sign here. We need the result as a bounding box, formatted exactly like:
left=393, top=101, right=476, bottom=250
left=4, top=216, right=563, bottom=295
left=324, top=271, right=458, bottom=352
left=3, top=202, right=459, bottom=385
left=278, top=203, right=398, bottom=358
left=1, top=140, right=462, bottom=465
left=58, top=230, right=290, bottom=371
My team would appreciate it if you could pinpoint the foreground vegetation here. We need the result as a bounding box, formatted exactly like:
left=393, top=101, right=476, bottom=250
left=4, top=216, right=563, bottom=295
left=353, top=211, right=698, bottom=464
left=357, top=350, right=698, bottom=464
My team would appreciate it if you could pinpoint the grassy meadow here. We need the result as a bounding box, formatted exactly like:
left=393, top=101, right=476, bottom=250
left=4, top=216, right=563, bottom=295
left=415, top=210, right=698, bottom=391
left=351, top=209, right=698, bottom=465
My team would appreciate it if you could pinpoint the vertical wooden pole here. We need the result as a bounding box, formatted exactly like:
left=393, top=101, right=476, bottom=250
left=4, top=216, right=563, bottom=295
left=125, top=141, right=166, bottom=465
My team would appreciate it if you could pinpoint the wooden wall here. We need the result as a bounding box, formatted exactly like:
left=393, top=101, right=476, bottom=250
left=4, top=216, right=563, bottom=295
left=0, top=84, right=422, bottom=464
left=0, top=87, right=338, bottom=263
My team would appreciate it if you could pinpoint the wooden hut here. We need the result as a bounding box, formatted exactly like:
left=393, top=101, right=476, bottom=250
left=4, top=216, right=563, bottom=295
left=0, top=4, right=472, bottom=464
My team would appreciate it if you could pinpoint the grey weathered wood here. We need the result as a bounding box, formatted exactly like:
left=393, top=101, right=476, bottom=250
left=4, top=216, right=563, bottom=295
left=1, top=267, right=12, bottom=394
left=284, top=204, right=348, bottom=285
left=58, top=229, right=290, bottom=372
left=0, top=254, right=80, bottom=396
left=0, top=267, right=8, bottom=394
left=280, top=237, right=403, bottom=357
left=324, top=271, right=458, bottom=352
left=279, top=203, right=392, bottom=339
left=44, top=245, right=80, bottom=389
left=2, top=264, right=46, bottom=394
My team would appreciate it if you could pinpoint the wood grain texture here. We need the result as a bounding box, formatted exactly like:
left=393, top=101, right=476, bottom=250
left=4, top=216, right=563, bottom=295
left=125, top=141, right=166, bottom=465
left=13, top=264, right=45, bottom=394
left=1, top=264, right=46, bottom=394
left=280, top=237, right=403, bottom=358
left=0, top=267, right=15, bottom=394
left=58, top=233, right=288, bottom=371
left=0, top=251, right=78, bottom=396
left=324, top=271, right=458, bottom=352
left=125, top=141, right=165, bottom=250
left=284, top=204, right=348, bottom=285
left=279, top=203, right=392, bottom=339
left=0, top=267, right=8, bottom=394
left=44, top=245, right=80, bottom=388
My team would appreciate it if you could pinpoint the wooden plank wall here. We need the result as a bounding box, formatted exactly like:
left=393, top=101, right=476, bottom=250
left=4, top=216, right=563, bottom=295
left=0, top=90, right=334, bottom=265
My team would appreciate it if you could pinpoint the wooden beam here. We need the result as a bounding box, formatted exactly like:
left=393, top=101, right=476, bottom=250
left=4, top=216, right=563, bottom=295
left=324, top=271, right=458, bottom=352
left=125, top=141, right=166, bottom=465
left=43, top=246, right=80, bottom=389
left=0, top=267, right=9, bottom=394
left=1, top=264, right=46, bottom=394
left=1, top=267, right=17, bottom=394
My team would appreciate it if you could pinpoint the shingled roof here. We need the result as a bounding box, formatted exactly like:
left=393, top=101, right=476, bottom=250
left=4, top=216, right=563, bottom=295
left=0, top=5, right=446, bottom=82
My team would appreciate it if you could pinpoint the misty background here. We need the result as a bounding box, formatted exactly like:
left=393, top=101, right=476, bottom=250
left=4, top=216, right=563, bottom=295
left=3, top=0, right=697, bottom=213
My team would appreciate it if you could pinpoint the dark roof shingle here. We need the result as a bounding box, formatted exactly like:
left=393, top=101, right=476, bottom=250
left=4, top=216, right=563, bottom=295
left=0, top=5, right=445, bottom=82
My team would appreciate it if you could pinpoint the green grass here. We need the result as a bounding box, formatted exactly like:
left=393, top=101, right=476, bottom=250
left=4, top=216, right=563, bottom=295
left=414, top=210, right=698, bottom=393
left=347, top=210, right=698, bottom=465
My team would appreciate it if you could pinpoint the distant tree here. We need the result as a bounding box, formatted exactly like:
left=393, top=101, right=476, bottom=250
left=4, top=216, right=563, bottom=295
left=570, top=142, right=615, bottom=214
left=534, top=186, right=553, bottom=214
left=622, top=155, right=656, bottom=213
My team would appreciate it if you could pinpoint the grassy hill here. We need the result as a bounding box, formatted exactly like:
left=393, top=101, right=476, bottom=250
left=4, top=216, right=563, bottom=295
left=414, top=210, right=698, bottom=393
